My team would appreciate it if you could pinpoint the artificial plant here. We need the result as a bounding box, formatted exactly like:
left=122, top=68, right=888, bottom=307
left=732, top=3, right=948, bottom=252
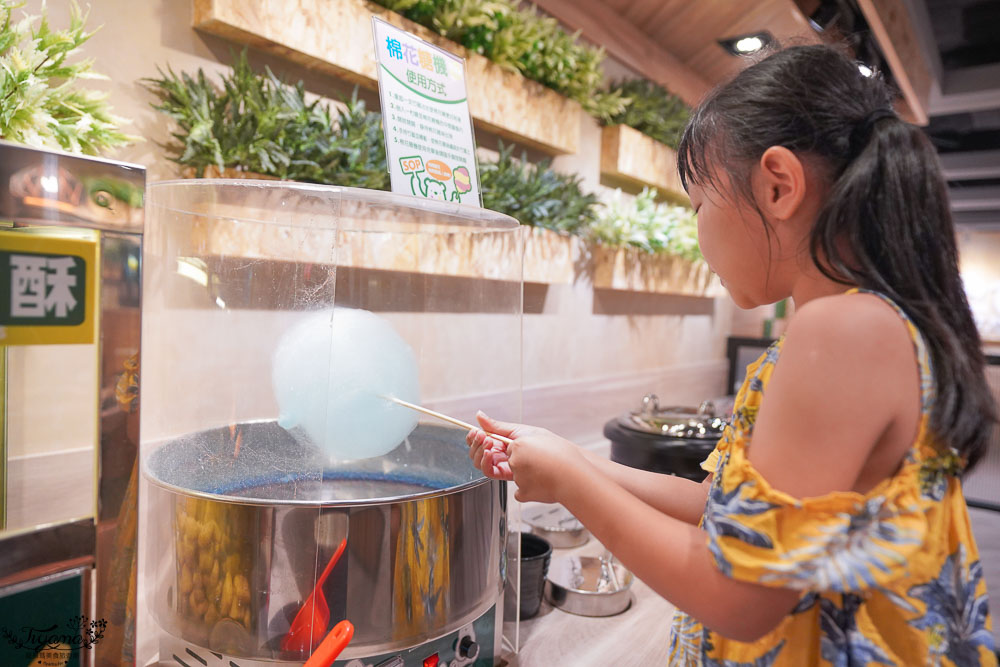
left=605, top=79, right=690, bottom=150
left=480, top=141, right=599, bottom=234
left=589, top=187, right=701, bottom=260
left=145, top=50, right=388, bottom=189
left=0, top=0, right=133, bottom=155
left=371, top=0, right=627, bottom=120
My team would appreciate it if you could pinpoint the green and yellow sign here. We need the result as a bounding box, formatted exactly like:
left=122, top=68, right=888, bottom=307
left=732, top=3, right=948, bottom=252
left=0, top=229, right=98, bottom=346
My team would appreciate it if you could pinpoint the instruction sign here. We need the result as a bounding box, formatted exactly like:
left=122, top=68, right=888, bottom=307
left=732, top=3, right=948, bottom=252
left=372, top=17, right=480, bottom=206
left=0, top=229, right=98, bottom=346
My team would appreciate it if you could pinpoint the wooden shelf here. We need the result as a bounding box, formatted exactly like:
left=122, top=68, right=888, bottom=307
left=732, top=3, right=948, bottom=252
left=591, top=244, right=720, bottom=297
left=180, top=194, right=574, bottom=286
left=600, top=124, right=689, bottom=205
left=181, top=171, right=713, bottom=296
left=193, top=0, right=582, bottom=155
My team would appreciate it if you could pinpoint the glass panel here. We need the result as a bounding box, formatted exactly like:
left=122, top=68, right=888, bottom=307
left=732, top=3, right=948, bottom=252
left=1, top=226, right=101, bottom=534
left=138, top=181, right=522, bottom=665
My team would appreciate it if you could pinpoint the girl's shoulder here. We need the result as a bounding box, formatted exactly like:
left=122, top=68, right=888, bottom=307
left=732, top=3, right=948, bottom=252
left=739, top=289, right=925, bottom=498
left=774, top=290, right=921, bottom=404
left=788, top=289, right=915, bottom=349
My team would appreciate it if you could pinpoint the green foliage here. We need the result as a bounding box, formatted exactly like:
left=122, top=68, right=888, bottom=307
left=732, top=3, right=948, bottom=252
left=605, top=79, right=689, bottom=149
left=370, top=0, right=627, bottom=120
left=588, top=187, right=701, bottom=260
left=480, top=141, right=598, bottom=233
left=0, top=0, right=133, bottom=155
left=145, top=51, right=388, bottom=189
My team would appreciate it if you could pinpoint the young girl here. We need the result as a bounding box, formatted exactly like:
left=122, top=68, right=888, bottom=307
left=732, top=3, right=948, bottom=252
left=467, top=45, right=998, bottom=666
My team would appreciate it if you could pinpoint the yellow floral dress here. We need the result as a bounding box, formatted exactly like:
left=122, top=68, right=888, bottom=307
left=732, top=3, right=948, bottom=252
left=669, top=289, right=997, bottom=666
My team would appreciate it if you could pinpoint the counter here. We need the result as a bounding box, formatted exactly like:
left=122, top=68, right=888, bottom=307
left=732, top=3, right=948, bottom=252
left=501, top=500, right=675, bottom=665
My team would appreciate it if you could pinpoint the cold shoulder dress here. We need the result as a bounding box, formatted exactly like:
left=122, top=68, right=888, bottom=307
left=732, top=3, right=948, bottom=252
left=668, top=289, right=997, bottom=666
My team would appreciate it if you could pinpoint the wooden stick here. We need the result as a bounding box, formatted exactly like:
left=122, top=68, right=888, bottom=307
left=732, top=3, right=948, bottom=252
left=382, top=395, right=514, bottom=445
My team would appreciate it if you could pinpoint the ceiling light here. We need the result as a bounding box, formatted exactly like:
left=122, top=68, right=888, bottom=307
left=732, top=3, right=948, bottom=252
left=718, top=31, right=774, bottom=56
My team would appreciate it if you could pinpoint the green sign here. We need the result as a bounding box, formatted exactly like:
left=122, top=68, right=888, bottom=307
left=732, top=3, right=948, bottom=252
left=0, top=570, right=89, bottom=667
left=0, top=251, right=87, bottom=327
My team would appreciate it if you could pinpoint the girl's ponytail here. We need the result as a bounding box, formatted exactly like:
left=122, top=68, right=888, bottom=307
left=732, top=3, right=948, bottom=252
left=814, top=111, right=993, bottom=468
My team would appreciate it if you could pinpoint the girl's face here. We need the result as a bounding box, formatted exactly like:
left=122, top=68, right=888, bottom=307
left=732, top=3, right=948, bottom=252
left=688, top=176, right=778, bottom=309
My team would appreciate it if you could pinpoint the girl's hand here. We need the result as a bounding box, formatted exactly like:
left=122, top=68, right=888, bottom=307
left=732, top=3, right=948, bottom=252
left=466, top=411, right=587, bottom=504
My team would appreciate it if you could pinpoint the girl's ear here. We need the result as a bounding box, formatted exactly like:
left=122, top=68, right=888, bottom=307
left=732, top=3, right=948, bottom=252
left=755, top=146, right=807, bottom=222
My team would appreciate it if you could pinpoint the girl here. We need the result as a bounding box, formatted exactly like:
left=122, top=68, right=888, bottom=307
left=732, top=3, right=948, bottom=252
left=467, top=45, right=998, bottom=666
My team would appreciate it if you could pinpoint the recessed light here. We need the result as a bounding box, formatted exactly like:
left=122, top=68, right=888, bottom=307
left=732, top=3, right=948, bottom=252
left=718, top=31, right=774, bottom=56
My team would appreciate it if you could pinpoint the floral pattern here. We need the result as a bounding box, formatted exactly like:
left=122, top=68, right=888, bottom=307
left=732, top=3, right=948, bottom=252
left=704, top=477, right=778, bottom=577
left=668, top=290, right=997, bottom=666
left=818, top=594, right=895, bottom=666
left=756, top=497, right=922, bottom=592
left=907, top=545, right=995, bottom=666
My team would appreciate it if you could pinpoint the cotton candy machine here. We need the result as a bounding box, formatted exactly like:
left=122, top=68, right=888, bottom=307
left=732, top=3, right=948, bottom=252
left=138, top=181, right=523, bottom=666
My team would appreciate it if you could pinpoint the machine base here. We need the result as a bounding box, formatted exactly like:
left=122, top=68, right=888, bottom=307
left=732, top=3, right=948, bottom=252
left=158, top=605, right=499, bottom=667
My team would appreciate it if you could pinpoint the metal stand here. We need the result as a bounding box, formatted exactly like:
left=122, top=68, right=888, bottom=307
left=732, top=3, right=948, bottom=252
left=0, top=141, right=144, bottom=667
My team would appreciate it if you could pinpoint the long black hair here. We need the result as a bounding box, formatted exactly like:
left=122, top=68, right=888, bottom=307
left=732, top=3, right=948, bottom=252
left=677, top=44, right=995, bottom=470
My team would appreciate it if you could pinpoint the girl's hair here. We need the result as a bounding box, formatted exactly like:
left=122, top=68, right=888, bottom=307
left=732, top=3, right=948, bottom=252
left=677, top=44, right=995, bottom=470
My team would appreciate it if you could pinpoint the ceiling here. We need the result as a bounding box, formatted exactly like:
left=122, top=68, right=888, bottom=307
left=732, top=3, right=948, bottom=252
left=912, top=0, right=1000, bottom=228
left=597, top=0, right=822, bottom=85
left=536, top=0, right=1000, bottom=229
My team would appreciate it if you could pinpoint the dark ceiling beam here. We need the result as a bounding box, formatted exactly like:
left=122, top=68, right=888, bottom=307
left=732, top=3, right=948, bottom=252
left=949, top=186, right=1000, bottom=213
left=941, top=150, right=1000, bottom=182
left=531, top=0, right=712, bottom=107
left=855, top=0, right=932, bottom=125
left=953, top=210, right=1000, bottom=227
left=934, top=64, right=1000, bottom=116
left=898, top=0, right=1000, bottom=117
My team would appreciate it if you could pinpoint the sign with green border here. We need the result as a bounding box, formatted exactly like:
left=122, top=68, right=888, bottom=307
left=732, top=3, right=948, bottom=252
left=373, top=17, right=481, bottom=206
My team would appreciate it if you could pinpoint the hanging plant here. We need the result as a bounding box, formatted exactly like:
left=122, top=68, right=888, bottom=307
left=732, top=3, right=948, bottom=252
left=589, top=187, right=701, bottom=261
left=480, top=141, right=599, bottom=234
left=605, top=79, right=689, bottom=150
left=145, top=50, right=388, bottom=189
left=0, top=0, right=135, bottom=155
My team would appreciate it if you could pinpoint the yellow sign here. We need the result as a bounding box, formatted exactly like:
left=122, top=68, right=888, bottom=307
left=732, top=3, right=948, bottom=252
left=0, top=228, right=98, bottom=346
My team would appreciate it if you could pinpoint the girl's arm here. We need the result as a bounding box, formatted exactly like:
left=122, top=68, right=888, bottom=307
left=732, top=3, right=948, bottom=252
left=471, top=294, right=918, bottom=640
left=580, top=450, right=711, bottom=525
left=469, top=429, right=711, bottom=525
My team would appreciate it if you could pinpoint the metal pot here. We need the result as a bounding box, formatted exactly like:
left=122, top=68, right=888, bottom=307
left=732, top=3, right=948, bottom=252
left=522, top=504, right=589, bottom=548
left=545, top=555, right=633, bottom=617
left=603, top=394, right=727, bottom=481
left=143, top=420, right=506, bottom=664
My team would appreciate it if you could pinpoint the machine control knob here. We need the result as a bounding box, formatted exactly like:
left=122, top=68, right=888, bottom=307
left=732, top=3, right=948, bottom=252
left=457, top=636, right=479, bottom=660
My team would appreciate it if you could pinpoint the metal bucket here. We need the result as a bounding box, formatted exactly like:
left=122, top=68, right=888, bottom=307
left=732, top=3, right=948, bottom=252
left=142, top=420, right=506, bottom=662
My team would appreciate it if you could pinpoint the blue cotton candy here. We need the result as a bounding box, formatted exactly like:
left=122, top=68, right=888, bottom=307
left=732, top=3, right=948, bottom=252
left=272, top=308, right=420, bottom=461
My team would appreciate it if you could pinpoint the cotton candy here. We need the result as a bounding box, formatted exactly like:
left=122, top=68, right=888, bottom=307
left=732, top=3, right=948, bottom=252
left=272, top=308, right=420, bottom=460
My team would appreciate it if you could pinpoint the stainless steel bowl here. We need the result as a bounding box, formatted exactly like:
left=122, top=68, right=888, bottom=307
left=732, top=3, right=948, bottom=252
left=522, top=504, right=589, bottom=548
left=545, top=555, right=633, bottom=616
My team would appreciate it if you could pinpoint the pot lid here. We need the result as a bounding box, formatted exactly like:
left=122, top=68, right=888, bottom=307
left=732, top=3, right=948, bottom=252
left=618, top=394, right=727, bottom=439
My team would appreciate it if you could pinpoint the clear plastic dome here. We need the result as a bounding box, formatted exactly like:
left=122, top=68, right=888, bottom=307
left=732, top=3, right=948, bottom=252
left=138, top=180, right=522, bottom=664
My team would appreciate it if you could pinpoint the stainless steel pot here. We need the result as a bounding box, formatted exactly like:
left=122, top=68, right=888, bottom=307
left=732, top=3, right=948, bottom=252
left=545, top=555, right=633, bottom=617
left=142, top=420, right=506, bottom=662
left=604, top=394, right=728, bottom=481
left=522, top=504, right=589, bottom=548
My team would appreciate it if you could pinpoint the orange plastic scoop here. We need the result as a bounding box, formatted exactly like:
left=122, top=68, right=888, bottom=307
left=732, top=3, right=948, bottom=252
left=303, top=620, right=354, bottom=667
left=281, top=537, right=348, bottom=653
